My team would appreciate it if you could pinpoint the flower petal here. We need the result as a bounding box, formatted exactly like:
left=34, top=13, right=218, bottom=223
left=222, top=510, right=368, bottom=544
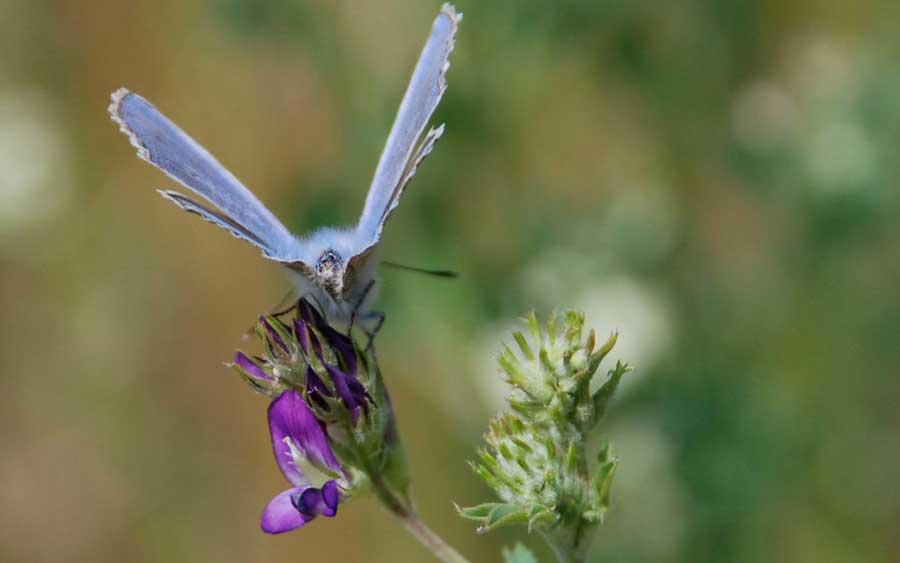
left=307, top=326, right=325, bottom=359
left=297, top=300, right=357, bottom=371
left=261, top=488, right=314, bottom=534
left=293, top=318, right=310, bottom=355
left=305, top=367, right=333, bottom=409
left=234, top=352, right=273, bottom=382
left=269, top=390, right=343, bottom=483
left=261, top=316, right=290, bottom=355
left=308, top=302, right=358, bottom=370
left=321, top=480, right=340, bottom=517
left=324, top=365, right=371, bottom=421
left=290, top=480, right=340, bottom=519
left=297, top=299, right=325, bottom=326
left=292, top=487, right=322, bottom=516
left=327, top=330, right=357, bottom=375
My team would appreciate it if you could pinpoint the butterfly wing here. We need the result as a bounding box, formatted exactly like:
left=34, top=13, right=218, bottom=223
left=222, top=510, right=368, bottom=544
left=353, top=4, right=461, bottom=250
left=109, top=88, right=304, bottom=263
left=157, top=189, right=271, bottom=249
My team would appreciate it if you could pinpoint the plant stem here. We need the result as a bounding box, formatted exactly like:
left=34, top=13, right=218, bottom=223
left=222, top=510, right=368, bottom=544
left=371, top=475, right=472, bottom=563
left=396, top=510, right=472, bottom=563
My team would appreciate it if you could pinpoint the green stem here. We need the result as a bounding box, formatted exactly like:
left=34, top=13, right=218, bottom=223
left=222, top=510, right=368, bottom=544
left=371, top=475, right=472, bottom=563
left=396, top=510, right=473, bottom=563
left=541, top=521, right=595, bottom=563
left=542, top=431, right=596, bottom=563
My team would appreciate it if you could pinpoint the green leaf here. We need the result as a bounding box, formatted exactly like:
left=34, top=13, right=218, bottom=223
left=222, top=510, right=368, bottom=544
left=482, top=503, right=529, bottom=531
left=468, top=460, right=502, bottom=490
left=546, top=311, right=558, bottom=341
left=565, top=442, right=579, bottom=473
left=511, top=436, right=533, bottom=453
left=502, top=543, right=538, bottom=563
left=498, top=346, right=521, bottom=379
left=513, top=330, right=534, bottom=361
left=591, top=360, right=630, bottom=423
left=582, top=508, right=606, bottom=523
left=593, top=451, right=618, bottom=508
left=564, top=310, right=584, bottom=348
left=590, top=332, right=618, bottom=367
left=527, top=505, right=557, bottom=530
left=539, top=346, right=558, bottom=380
left=597, top=443, right=611, bottom=463
left=526, top=311, right=541, bottom=343
left=456, top=502, right=503, bottom=520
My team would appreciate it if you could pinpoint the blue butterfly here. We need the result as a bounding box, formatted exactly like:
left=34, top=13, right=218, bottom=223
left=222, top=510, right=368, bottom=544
left=110, top=4, right=461, bottom=330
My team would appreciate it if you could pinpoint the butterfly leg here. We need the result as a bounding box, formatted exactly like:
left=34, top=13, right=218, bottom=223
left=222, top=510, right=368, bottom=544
left=359, top=311, right=385, bottom=352
left=348, top=279, right=377, bottom=337
left=243, top=292, right=300, bottom=339
left=271, top=301, right=300, bottom=320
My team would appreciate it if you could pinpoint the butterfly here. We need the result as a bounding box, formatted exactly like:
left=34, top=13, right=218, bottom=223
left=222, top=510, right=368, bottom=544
left=109, top=3, right=461, bottom=333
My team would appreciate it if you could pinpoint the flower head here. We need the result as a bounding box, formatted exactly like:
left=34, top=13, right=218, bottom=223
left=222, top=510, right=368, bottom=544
left=232, top=298, right=410, bottom=534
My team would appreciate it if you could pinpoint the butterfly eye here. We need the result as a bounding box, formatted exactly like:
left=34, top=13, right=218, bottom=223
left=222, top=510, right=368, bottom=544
left=316, top=250, right=343, bottom=274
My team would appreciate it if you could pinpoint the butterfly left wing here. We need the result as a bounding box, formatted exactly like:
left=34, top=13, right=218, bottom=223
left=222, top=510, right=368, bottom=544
left=109, top=88, right=305, bottom=264
left=157, top=189, right=271, bottom=249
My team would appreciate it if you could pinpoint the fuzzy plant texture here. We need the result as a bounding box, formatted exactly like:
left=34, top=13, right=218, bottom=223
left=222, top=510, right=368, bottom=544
left=458, top=311, right=630, bottom=563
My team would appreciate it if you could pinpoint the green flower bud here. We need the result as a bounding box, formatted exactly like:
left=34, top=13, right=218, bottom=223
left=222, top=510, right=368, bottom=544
left=459, top=309, right=631, bottom=561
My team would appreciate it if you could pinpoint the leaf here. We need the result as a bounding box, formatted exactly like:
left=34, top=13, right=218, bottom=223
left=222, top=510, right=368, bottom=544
left=590, top=332, right=618, bottom=365
left=455, top=502, right=502, bottom=520
left=481, top=503, right=529, bottom=531
left=457, top=502, right=533, bottom=533
left=498, top=346, right=521, bottom=379
left=546, top=311, right=558, bottom=342
left=591, top=360, right=630, bottom=423
left=582, top=508, right=606, bottom=524
left=527, top=505, right=557, bottom=530
left=513, top=330, right=534, bottom=361
left=526, top=311, right=541, bottom=343
left=593, top=449, right=618, bottom=508
left=502, top=543, right=538, bottom=563
left=564, top=310, right=584, bottom=348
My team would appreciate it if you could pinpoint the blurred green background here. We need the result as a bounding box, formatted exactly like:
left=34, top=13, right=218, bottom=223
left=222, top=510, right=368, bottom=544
left=2, top=1, right=899, bottom=562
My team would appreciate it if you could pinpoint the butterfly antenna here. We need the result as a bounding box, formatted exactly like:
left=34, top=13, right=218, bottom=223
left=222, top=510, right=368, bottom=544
left=382, top=261, right=459, bottom=278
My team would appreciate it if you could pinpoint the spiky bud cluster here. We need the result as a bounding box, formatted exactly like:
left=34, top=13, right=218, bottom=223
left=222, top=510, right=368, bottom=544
left=459, top=310, right=629, bottom=560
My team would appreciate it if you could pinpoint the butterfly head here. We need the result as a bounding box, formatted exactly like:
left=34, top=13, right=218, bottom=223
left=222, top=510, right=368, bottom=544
left=316, top=249, right=343, bottom=276
left=312, top=249, right=345, bottom=297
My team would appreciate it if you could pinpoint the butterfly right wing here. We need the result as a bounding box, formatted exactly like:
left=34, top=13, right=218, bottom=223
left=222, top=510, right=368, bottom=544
left=353, top=4, right=461, bottom=249
left=109, top=88, right=305, bottom=264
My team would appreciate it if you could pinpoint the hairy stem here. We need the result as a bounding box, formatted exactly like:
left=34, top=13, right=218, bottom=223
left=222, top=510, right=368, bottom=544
left=371, top=475, right=472, bottom=563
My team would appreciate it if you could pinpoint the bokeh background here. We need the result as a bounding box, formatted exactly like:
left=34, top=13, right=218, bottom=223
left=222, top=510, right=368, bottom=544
left=2, top=1, right=899, bottom=562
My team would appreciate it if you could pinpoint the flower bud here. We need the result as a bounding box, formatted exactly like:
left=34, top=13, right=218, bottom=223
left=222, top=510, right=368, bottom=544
left=459, top=309, right=630, bottom=557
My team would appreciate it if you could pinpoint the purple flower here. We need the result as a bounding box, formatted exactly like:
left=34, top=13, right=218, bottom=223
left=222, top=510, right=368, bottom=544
left=231, top=299, right=408, bottom=534
left=261, top=389, right=344, bottom=534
